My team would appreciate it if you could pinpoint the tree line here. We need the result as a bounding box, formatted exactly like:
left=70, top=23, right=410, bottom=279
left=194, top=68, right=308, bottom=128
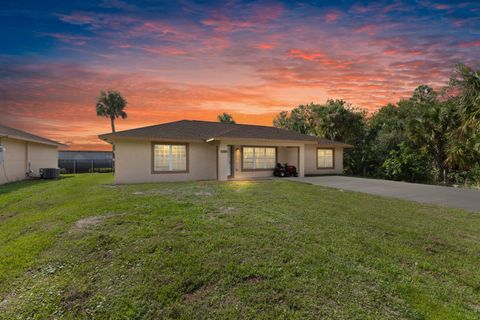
left=272, top=64, right=480, bottom=186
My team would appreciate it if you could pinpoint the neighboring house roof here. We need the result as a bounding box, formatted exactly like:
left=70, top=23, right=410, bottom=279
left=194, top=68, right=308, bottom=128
left=0, top=124, right=64, bottom=147
left=99, top=120, right=352, bottom=147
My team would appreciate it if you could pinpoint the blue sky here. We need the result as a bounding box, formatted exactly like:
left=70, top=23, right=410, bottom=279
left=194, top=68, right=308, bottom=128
left=0, top=0, right=478, bottom=149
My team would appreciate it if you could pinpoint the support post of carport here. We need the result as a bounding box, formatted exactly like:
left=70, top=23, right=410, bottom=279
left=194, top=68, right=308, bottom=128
left=298, top=144, right=305, bottom=177
left=217, top=141, right=229, bottom=181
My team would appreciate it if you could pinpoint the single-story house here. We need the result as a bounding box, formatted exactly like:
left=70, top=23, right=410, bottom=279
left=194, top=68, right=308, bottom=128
left=0, top=124, right=63, bottom=185
left=99, top=120, right=352, bottom=184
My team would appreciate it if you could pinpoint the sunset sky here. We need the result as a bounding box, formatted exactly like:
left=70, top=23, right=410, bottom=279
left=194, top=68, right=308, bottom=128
left=1, top=0, right=479, bottom=150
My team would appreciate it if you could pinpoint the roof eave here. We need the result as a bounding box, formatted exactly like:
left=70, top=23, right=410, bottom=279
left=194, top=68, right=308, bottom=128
left=99, top=134, right=206, bottom=143
left=0, top=134, right=65, bottom=147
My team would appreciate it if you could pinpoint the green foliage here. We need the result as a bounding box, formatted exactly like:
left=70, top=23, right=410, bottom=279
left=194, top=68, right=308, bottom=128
left=217, top=112, right=236, bottom=124
left=96, top=90, right=127, bottom=133
left=273, top=100, right=367, bottom=174
left=273, top=64, right=480, bottom=186
left=446, top=63, right=480, bottom=169
left=382, top=142, right=433, bottom=183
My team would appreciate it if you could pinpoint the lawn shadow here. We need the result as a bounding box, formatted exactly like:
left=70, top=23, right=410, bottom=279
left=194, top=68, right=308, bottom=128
left=0, top=176, right=71, bottom=196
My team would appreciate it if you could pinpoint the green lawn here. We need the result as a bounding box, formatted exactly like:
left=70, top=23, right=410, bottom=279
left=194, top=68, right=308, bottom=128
left=0, top=174, right=479, bottom=319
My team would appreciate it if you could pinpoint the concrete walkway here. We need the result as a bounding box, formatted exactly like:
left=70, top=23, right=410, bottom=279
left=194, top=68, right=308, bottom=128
left=289, top=176, right=480, bottom=212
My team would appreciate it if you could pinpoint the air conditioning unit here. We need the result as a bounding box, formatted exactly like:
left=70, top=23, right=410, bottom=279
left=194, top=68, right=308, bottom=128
left=40, top=168, right=60, bottom=179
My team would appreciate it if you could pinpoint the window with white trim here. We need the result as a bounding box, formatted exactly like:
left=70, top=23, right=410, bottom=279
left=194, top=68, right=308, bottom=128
left=242, top=147, right=276, bottom=170
left=153, top=144, right=187, bottom=172
left=317, top=148, right=334, bottom=169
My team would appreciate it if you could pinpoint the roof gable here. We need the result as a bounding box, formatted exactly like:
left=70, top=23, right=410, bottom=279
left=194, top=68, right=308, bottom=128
left=0, top=124, right=63, bottom=146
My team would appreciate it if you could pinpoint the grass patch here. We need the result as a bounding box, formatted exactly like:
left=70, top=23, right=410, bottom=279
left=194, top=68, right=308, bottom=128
left=0, top=174, right=479, bottom=319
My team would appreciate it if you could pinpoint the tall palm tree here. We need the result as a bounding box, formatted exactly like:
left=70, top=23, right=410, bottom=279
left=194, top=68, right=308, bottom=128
left=217, top=112, right=236, bottom=124
left=96, top=90, right=127, bottom=171
left=96, top=90, right=127, bottom=133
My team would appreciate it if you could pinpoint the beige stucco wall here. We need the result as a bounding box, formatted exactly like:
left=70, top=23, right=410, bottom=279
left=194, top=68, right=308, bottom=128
left=112, top=138, right=346, bottom=183
left=27, top=142, right=58, bottom=174
left=0, top=137, right=58, bottom=185
left=114, top=139, right=217, bottom=184
left=304, top=144, right=344, bottom=175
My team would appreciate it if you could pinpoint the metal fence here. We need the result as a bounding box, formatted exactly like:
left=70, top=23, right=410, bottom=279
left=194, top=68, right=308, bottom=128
left=58, top=159, right=113, bottom=174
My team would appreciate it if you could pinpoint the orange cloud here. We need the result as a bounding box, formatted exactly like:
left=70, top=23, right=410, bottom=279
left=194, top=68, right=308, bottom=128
left=288, top=49, right=351, bottom=69
left=256, top=43, right=275, bottom=50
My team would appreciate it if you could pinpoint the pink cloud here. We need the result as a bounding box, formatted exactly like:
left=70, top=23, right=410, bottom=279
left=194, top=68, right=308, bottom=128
left=434, top=4, right=450, bottom=10
left=288, top=49, right=351, bottom=69
left=201, top=3, right=283, bottom=32
left=355, top=24, right=379, bottom=36
left=325, top=11, right=340, bottom=23
left=459, top=40, right=480, bottom=48
left=141, top=46, right=188, bottom=56
left=41, top=33, right=90, bottom=46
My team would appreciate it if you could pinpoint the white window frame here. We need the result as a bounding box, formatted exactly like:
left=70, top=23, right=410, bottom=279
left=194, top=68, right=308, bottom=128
left=242, top=146, right=277, bottom=171
left=152, top=143, right=188, bottom=173
left=317, top=148, right=334, bottom=169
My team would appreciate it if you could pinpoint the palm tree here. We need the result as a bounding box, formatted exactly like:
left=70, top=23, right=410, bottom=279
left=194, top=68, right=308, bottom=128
left=450, top=63, right=480, bottom=130
left=446, top=64, right=480, bottom=169
left=96, top=90, right=127, bottom=133
left=217, top=112, right=236, bottom=124
left=96, top=90, right=127, bottom=171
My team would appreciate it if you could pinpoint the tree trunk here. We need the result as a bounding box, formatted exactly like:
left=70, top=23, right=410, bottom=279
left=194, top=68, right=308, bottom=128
left=110, top=117, right=116, bottom=172
left=110, top=117, right=116, bottom=133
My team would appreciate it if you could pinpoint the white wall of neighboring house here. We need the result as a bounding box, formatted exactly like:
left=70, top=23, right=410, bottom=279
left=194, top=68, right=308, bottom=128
left=0, top=137, right=59, bottom=185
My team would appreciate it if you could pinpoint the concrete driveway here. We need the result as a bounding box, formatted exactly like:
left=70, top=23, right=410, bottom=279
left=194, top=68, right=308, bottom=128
left=290, top=176, right=480, bottom=212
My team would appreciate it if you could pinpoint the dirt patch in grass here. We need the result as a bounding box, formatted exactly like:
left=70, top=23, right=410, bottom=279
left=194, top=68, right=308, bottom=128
left=206, top=206, right=238, bottom=219
left=183, top=283, right=215, bottom=303
left=73, top=213, right=117, bottom=230
left=194, top=191, right=213, bottom=196
left=241, top=275, right=265, bottom=284
left=62, top=288, right=92, bottom=312
left=0, top=212, right=19, bottom=223
left=0, top=291, right=15, bottom=311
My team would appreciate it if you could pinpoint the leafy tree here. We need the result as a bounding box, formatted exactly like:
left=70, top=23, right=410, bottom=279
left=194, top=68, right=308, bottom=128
left=382, top=142, right=433, bottom=183
left=273, top=103, right=315, bottom=134
left=403, top=87, right=460, bottom=182
left=272, top=111, right=291, bottom=130
left=450, top=63, right=480, bottom=130
left=273, top=100, right=367, bottom=175
left=217, top=112, right=236, bottom=124
left=446, top=64, right=480, bottom=169
left=311, top=100, right=366, bottom=142
left=411, top=84, right=437, bottom=103
left=310, top=100, right=367, bottom=174
left=271, top=64, right=480, bottom=186
left=96, top=90, right=127, bottom=133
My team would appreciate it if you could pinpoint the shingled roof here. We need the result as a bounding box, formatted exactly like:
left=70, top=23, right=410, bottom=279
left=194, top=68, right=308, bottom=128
left=99, top=120, right=352, bottom=147
left=0, top=124, right=64, bottom=146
